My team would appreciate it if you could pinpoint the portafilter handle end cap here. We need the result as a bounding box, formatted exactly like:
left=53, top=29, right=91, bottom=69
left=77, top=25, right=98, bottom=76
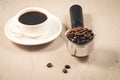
left=70, top=4, right=84, bottom=28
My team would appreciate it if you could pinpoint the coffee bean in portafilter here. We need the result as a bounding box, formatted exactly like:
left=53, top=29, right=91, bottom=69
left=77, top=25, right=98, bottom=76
left=66, top=27, right=94, bottom=45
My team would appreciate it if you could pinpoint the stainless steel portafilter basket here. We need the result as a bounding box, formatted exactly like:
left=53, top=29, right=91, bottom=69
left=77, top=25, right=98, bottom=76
left=65, top=5, right=94, bottom=57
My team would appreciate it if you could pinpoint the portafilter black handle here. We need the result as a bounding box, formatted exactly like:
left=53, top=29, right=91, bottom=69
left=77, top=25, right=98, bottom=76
left=70, top=5, right=84, bottom=28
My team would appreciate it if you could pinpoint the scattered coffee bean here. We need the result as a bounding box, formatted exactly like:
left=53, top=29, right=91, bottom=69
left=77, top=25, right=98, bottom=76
left=65, top=65, right=71, bottom=69
left=47, top=63, right=53, bottom=68
left=63, top=69, right=68, bottom=73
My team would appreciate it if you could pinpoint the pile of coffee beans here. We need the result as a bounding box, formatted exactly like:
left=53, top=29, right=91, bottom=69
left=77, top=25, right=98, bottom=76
left=66, top=27, right=94, bottom=45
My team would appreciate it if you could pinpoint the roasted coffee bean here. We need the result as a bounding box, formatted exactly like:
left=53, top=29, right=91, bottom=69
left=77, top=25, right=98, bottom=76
left=76, top=33, right=83, bottom=36
left=63, top=69, right=68, bottom=73
left=47, top=63, right=53, bottom=68
left=85, top=28, right=88, bottom=31
left=90, top=36, right=94, bottom=40
left=74, top=39, right=77, bottom=43
left=82, top=40, right=86, bottom=43
left=81, top=37, right=85, bottom=40
left=70, top=31, right=75, bottom=35
left=82, top=31, right=86, bottom=34
left=84, top=34, right=87, bottom=37
left=80, top=40, right=86, bottom=45
left=85, top=37, right=89, bottom=40
left=91, top=33, right=94, bottom=36
left=76, top=35, right=81, bottom=39
left=71, top=39, right=75, bottom=42
left=67, top=27, right=94, bottom=45
left=86, top=39, right=90, bottom=43
left=73, top=36, right=76, bottom=39
left=79, top=30, right=83, bottom=33
left=88, top=29, right=92, bottom=32
left=75, top=32, right=79, bottom=35
left=84, top=31, right=87, bottom=34
left=68, top=37, right=72, bottom=40
left=68, top=34, right=74, bottom=39
left=87, top=34, right=91, bottom=37
left=65, top=65, right=71, bottom=69
left=82, top=28, right=87, bottom=30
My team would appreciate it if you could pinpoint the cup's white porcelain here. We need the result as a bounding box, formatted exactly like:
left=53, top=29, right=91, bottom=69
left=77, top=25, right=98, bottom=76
left=9, top=7, right=52, bottom=37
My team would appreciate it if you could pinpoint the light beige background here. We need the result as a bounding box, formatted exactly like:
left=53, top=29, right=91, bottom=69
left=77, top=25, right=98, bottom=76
left=0, top=0, right=120, bottom=80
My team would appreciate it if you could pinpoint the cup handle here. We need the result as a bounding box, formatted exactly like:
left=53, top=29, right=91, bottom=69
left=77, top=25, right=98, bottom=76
left=8, top=22, right=23, bottom=37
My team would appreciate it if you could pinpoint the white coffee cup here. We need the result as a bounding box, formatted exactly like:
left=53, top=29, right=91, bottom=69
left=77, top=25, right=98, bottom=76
left=9, top=7, right=52, bottom=37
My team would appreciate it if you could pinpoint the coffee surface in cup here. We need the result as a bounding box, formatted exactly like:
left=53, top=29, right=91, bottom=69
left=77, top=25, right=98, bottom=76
left=19, top=11, right=47, bottom=25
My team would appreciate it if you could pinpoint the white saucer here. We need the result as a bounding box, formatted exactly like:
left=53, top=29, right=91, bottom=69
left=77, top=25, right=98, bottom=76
left=4, top=15, right=62, bottom=45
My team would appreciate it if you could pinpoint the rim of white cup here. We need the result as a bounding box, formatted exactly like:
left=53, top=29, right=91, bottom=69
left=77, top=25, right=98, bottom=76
left=15, top=7, right=50, bottom=27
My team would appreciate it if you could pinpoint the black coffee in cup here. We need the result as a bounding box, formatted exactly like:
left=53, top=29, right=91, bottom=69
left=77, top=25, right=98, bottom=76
left=19, top=11, right=47, bottom=25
